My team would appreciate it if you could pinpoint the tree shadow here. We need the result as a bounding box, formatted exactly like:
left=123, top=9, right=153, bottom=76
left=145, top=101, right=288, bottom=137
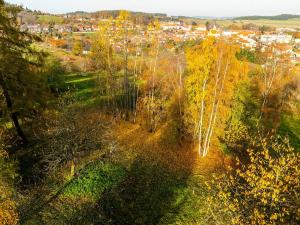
left=16, top=144, right=47, bottom=187
left=30, top=149, right=196, bottom=225
left=97, top=155, right=193, bottom=225
left=57, top=136, right=197, bottom=225
left=18, top=118, right=200, bottom=225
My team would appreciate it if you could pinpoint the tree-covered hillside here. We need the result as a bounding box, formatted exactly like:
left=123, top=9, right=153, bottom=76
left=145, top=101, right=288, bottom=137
left=235, top=14, right=300, bottom=20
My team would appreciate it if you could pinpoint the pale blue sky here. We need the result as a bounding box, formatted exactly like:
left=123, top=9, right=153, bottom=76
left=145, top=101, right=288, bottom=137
left=5, top=0, right=300, bottom=17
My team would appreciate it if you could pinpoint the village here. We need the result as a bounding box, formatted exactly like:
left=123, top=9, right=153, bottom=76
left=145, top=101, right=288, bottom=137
left=19, top=12, right=300, bottom=64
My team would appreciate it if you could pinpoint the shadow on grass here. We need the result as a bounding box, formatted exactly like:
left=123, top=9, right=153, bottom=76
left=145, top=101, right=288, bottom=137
left=35, top=142, right=197, bottom=225
left=18, top=109, right=198, bottom=224
left=98, top=156, right=193, bottom=225
left=278, top=115, right=300, bottom=150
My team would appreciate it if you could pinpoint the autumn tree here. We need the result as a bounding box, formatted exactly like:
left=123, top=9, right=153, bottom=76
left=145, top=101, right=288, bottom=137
left=142, top=20, right=162, bottom=131
left=90, top=19, right=117, bottom=110
left=72, top=40, right=83, bottom=56
left=0, top=1, right=46, bottom=144
left=116, top=10, right=132, bottom=120
left=184, top=37, right=248, bottom=157
left=253, top=46, right=297, bottom=133
left=206, top=136, right=300, bottom=225
left=0, top=129, right=19, bottom=225
left=43, top=55, right=66, bottom=94
left=131, top=16, right=145, bottom=122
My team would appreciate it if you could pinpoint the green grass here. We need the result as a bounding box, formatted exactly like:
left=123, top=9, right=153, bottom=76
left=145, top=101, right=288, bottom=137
left=72, top=32, right=96, bottom=38
left=72, top=88, right=94, bottom=101
left=37, top=15, right=64, bottom=24
left=20, top=70, right=212, bottom=224
left=64, top=72, right=96, bottom=91
left=63, top=162, right=126, bottom=200
left=64, top=72, right=96, bottom=82
left=66, top=77, right=95, bottom=84
left=32, top=159, right=208, bottom=225
left=279, top=114, right=300, bottom=150
left=61, top=72, right=123, bottom=108
left=19, top=159, right=208, bottom=222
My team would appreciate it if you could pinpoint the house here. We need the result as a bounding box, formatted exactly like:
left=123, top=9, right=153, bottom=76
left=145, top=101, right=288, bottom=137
left=222, top=31, right=238, bottom=37
left=238, top=37, right=257, bottom=49
left=195, top=25, right=207, bottom=31
left=276, top=27, right=297, bottom=33
left=260, top=34, right=293, bottom=44
left=273, top=44, right=293, bottom=56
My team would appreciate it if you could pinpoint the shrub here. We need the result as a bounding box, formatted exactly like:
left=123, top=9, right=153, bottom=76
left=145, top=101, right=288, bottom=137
left=206, top=136, right=300, bottom=225
left=0, top=130, right=19, bottom=225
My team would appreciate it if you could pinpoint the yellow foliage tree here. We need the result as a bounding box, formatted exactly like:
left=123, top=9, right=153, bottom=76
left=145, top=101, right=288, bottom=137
left=206, top=137, right=300, bottom=225
left=184, top=37, right=248, bottom=157
left=254, top=46, right=296, bottom=132
left=0, top=130, right=19, bottom=225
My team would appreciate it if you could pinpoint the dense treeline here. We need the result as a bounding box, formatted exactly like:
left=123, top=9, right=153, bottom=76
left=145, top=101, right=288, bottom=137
left=235, top=14, right=300, bottom=20
left=1, top=4, right=300, bottom=224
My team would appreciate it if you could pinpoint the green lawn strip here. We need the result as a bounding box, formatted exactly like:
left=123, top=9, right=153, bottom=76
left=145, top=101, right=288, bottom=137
left=64, top=73, right=93, bottom=80
left=66, top=76, right=95, bottom=84
left=158, top=175, right=210, bottom=224
left=71, top=87, right=94, bottom=101
left=62, top=161, right=126, bottom=200
left=278, top=114, right=300, bottom=150
left=37, top=15, right=64, bottom=24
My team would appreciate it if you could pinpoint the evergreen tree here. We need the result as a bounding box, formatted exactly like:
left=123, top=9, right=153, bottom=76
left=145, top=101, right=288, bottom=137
left=0, top=1, right=46, bottom=144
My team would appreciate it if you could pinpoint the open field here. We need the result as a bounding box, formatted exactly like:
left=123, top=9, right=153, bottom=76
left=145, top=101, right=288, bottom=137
left=37, top=15, right=64, bottom=24
left=195, top=18, right=300, bottom=28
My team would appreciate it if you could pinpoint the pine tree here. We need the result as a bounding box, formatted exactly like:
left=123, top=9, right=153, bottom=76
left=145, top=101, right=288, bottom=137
left=0, top=1, right=45, bottom=144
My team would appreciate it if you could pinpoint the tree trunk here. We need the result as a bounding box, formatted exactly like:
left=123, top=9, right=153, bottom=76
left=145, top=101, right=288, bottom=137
left=0, top=75, right=28, bottom=144
left=123, top=24, right=129, bottom=121
left=197, top=79, right=207, bottom=156
left=150, top=41, right=160, bottom=131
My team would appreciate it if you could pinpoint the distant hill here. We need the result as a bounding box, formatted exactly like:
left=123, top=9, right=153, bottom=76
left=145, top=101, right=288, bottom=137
left=65, top=10, right=167, bottom=19
left=235, top=14, right=300, bottom=20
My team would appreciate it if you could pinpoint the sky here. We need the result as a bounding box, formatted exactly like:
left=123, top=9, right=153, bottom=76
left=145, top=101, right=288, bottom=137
left=5, top=0, right=300, bottom=17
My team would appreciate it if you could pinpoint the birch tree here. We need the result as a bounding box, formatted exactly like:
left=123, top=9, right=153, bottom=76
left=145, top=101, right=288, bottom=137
left=185, top=37, right=247, bottom=157
left=116, top=10, right=131, bottom=120
left=147, top=20, right=161, bottom=132
left=255, top=47, right=295, bottom=132
left=90, top=18, right=117, bottom=110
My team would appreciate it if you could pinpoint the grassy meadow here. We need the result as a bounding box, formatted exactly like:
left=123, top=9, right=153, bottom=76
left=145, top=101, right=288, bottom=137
left=193, top=18, right=300, bottom=29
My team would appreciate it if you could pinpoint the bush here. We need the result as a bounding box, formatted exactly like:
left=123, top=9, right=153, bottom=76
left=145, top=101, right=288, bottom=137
left=63, top=162, right=125, bottom=200
left=0, top=130, right=19, bottom=225
left=206, top=136, right=300, bottom=225
left=44, top=56, right=66, bottom=94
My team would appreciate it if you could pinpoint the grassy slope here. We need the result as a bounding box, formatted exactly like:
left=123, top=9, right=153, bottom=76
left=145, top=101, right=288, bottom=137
left=279, top=114, right=300, bottom=150
left=37, top=15, right=64, bottom=24
left=20, top=70, right=300, bottom=224
left=21, top=72, right=230, bottom=225
left=32, top=119, right=226, bottom=225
